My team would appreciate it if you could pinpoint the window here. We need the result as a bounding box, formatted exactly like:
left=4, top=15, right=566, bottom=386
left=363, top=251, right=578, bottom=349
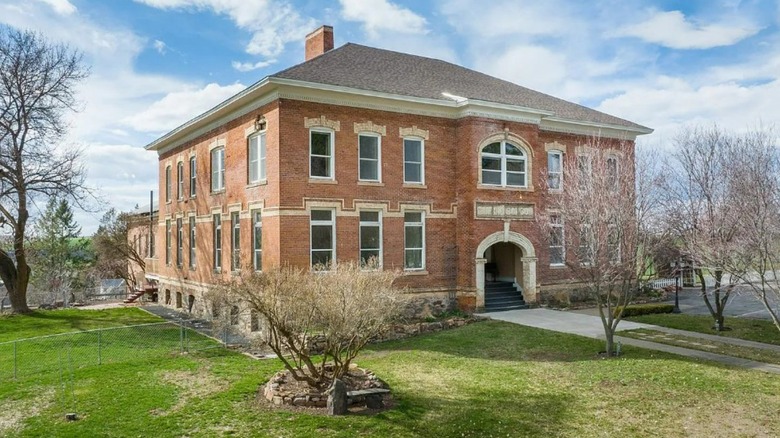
left=359, top=211, right=381, bottom=268
left=211, top=147, right=225, bottom=192
left=189, top=216, right=196, bottom=269
left=250, top=309, right=260, bottom=332
left=480, top=141, right=526, bottom=187
left=404, top=212, right=425, bottom=270
left=606, top=156, right=618, bottom=190
left=176, top=218, right=183, bottom=267
left=165, top=289, right=171, bottom=305
left=177, top=161, right=184, bottom=200
left=165, top=165, right=172, bottom=202
left=213, top=214, right=222, bottom=270
left=230, top=306, right=239, bottom=325
left=189, top=156, right=196, bottom=198
left=165, top=219, right=171, bottom=265
left=577, top=154, right=592, bottom=188
left=310, top=209, right=335, bottom=268
left=403, top=138, right=424, bottom=184
left=549, top=214, right=565, bottom=266
left=578, top=223, right=594, bottom=265
left=231, top=212, right=240, bottom=271
left=310, top=130, right=334, bottom=179
left=358, top=134, right=380, bottom=181
left=248, top=132, right=267, bottom=183
left=547, top=151, right=563, bottom=190
left=149, top=229, right=155, bottom=258
left=252, top=209, right=262, bottom=271
left=176, top=292, right=182, bottom=308
left=608, top=223, right=621, bottom=264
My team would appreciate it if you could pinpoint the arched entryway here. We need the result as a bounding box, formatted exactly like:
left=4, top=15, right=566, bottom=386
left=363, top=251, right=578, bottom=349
left=475, top=231, right=537, bottom=310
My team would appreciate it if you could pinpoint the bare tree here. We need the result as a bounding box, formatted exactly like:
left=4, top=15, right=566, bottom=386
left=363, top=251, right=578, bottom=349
left=721, top=128, right=780, bottom=331
left=663, top=125, right=743, bottom=331
left=0, top=28, right=89, bottom=313
left=539, top=138, right=661, bottom=355
left=213, top=261, right=405, bottom=390
left=92, top=209, right=146, bottom=291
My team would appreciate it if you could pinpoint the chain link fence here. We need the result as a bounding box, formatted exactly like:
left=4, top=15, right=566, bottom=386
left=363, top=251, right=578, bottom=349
left=0, top=320, right=222, bottom=382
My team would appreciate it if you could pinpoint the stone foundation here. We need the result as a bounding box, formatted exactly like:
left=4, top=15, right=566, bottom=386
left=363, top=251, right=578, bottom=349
left=262, top=365, right=387, bottom=408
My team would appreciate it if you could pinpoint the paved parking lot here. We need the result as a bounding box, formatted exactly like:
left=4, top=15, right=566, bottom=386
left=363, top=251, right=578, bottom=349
left=670, top=287, right=778, bottom=320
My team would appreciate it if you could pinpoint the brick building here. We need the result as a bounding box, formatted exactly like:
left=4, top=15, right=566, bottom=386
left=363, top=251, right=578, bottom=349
left=133, top=26, right=651, bottom=324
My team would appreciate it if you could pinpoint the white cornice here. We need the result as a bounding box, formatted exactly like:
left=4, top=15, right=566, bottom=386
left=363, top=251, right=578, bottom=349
left=144, top=76, right=652, bottom=154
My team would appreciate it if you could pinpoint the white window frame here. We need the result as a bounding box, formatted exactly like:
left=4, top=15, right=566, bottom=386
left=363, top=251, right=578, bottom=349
left=176, top=161, right=184, bottom=201
left=547, top=150, right=563, bottom=190
left=213, top=214, right=222, bottom=271
left=165, top=165, right=172, bottom=202
left=165, top=219, right=171, bottom=265
left=248, top=131, right=267, bottom=184
left=189, top=215, right=196, bottom=269
left=549, top=214, right=565, bottom=266
left=189, top=156, right=196, bottom=198
left=403, top=137, right=425, bottom=184
left=480, top=141, right=527, bottom=188
left=231, top=212, right=240, bottom=271
left=252, top=209, right=262, bottom=271
left=357, top=132, right=381, bottom=182
left=578, top=223, right=594, bottom=266
left=309, top=129, right=335, bottom=180
left=359, top=210, right=382, bottom=268
left=211, top=147, right=225, bottom=192
left=310, top=209, right=335, bottom=269
left=404, top=211, right=425, bottom=271
left=176, top=218, right=183, bottom=267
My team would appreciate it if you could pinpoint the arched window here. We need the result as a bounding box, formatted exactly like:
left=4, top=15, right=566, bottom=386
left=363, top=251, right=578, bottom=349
left=481, top=141, right=527, bottom=187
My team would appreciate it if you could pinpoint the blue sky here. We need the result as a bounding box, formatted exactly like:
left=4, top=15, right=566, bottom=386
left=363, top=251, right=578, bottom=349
left=1, top=0, right=779, bottom=232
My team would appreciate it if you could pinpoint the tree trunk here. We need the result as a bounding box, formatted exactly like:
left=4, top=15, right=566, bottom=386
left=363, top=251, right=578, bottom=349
left=604, top=330, right=615, bottom=356
left=0, top=249, right=31, bottom=313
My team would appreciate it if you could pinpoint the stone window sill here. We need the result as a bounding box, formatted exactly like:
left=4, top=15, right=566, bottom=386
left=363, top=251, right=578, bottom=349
left=309, top=178, right=338, bottom=184
left=403, top=183, right=427, bottom=189
left=477, top=184, right=534, bottom=192
left=357, top=181, right=384, bottom=187
left=247, top=180, right=268, bottom=188
left=403, top=269, right=428, bottom=276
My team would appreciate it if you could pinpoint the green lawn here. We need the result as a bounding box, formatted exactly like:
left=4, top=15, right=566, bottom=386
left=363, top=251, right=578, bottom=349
left=626, top=313, right=780, bottom=346
left=0, top=308, right=161, bottom=342
left=2, top=309, right=780, bottom=437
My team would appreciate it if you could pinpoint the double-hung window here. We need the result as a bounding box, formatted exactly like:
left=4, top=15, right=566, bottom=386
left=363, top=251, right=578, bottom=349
left=189, top=216, right=196, bottom=269
left=359, top=211, right=381, bottom=268
left=165, top=166, right=172, bottom=202
left=176, top=218, right=183, bottom=267
left=165, top=219, right=171, bottom=265
left=177, top=162, right=184, bottom=200
left=248, top=132, right=266, bottom=183
left=404, top=212, right=425, bottom=270
left=547, top=151, right=563, bottom=190
left=189, top=156, right=196, bottom=197
left=358, top=134, right=380, bottom=181
left=231, top=212, right=240, bottom=271
left=213, top=214, right=222, bottom=270
left=252, top=210, right=262, bottom=271
left=578, top=223, right=594, bottom=265
left=310, top=209, right=335, bottom=268
left=211, top=147, right=225, bottom=192
left=310, top=130, right=334, bottom=179
left=606, top=156, right=618, bottom=190
left=403, top=138, right=424, bottom=184
left=481, top=141, right=527, bottom=187
left=549, top=214, right=565, bottom=266
left=577, top=155, right=592, bottom=188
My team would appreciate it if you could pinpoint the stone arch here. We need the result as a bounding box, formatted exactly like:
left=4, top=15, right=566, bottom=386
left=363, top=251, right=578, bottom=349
left=475, top=230, right=538, bottom=309
left=476, top=132, right=535, bottom=190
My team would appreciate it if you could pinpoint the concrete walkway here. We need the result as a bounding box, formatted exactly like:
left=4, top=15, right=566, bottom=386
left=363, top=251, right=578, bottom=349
left=480, top=308, right=780, bottom=375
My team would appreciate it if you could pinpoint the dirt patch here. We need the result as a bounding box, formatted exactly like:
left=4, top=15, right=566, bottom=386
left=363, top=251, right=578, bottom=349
left=682, top=403, right=777, bottom=437
left=151, top=368, right=228, bottom=416
left=0, top=389, right=54, bottom=435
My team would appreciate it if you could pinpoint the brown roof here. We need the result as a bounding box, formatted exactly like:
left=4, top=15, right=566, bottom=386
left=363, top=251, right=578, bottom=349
left=272, top=43, right=649, bottom=131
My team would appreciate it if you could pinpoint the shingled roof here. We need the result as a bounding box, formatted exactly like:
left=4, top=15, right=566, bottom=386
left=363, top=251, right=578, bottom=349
left=272, top=43, right=649, bottom=131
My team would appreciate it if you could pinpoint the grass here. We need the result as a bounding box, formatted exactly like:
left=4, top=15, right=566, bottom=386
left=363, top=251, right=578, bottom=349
left=620, top=329, right=780, bottom=365
left=626, top=313, right=780, bottom=346
left=0, top=308, right=161, bottom=342
left=1, top=309, right=780, bottom=437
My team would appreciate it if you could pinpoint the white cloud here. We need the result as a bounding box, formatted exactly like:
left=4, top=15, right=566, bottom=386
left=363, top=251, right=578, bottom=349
left=231, top=59, right=276, bottom=72
left=440, top=0, right=578, bottom=38
left=475, top=45, right=568, bottom=96
left=615, top=10, right=761, bottom=49
left=152, top=39, right=167, bottom=54
left=339, top=0, right=427, bottom=37
left=38, top=0, right=76, bottom=15
left=135, top=0, right=314, bottom=57
left=122, top=83, right=246, bottom=133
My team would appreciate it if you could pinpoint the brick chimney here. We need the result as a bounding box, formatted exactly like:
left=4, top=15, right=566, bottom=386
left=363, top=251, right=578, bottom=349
left=305, top=25, right=334, bottom=61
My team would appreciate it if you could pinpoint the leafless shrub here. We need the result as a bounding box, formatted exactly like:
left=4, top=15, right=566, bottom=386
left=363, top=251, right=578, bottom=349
left=211, top=261, right=405, bottom=390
